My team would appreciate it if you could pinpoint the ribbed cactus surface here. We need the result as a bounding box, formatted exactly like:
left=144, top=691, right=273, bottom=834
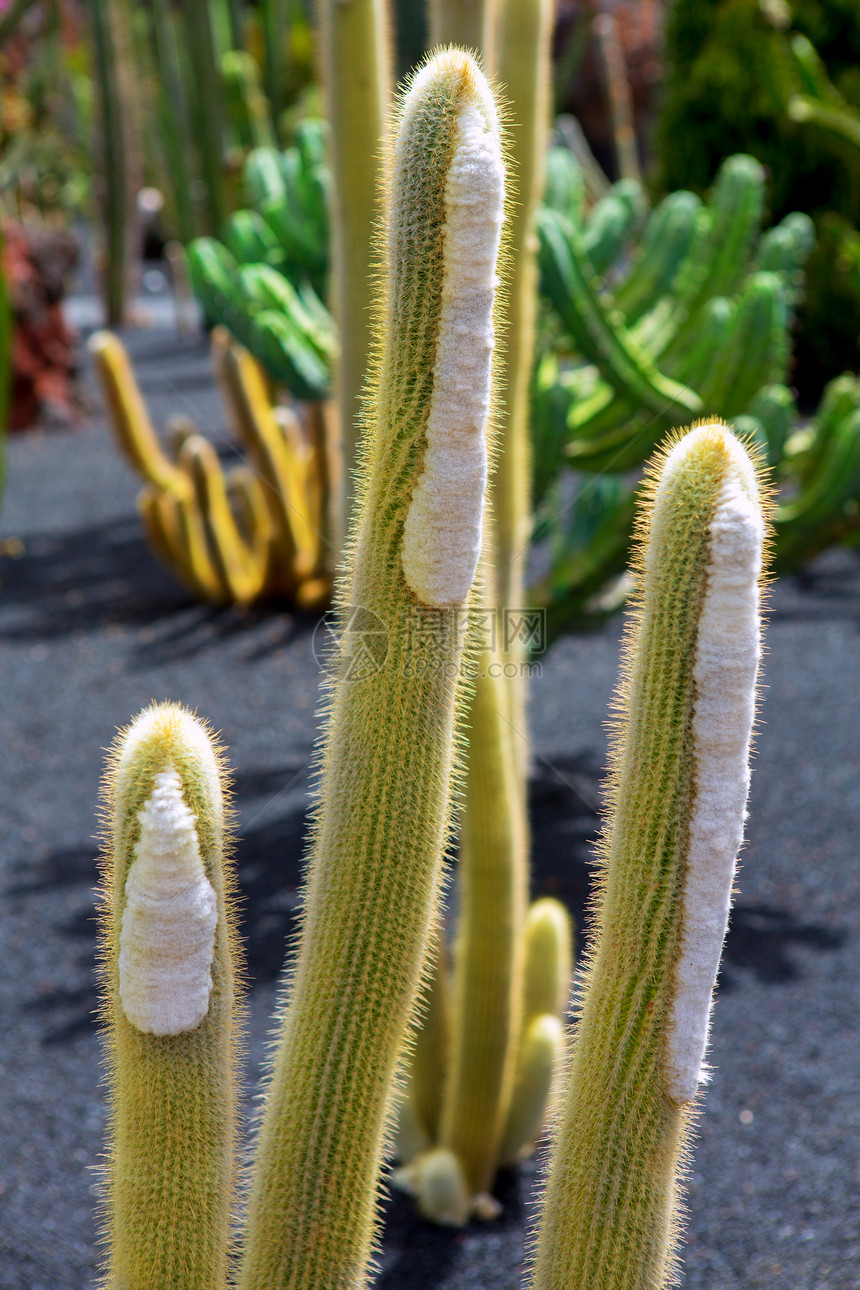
left=97, top=703, right=241, bottom=1290
left=531, top=422, right=768, bottom=1290
left=236, top=49, right=506, bottom=1290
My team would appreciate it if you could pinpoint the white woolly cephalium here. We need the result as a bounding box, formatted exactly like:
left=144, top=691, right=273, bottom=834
left=661, top=427, right=764, bottom=1101
left=400, top=89, right=505, bottom=607
left=118, top=768, right=218, bottom=1036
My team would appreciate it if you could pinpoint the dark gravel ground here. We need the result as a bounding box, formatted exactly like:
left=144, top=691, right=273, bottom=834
left=1, top=329, right=858, bottom=1290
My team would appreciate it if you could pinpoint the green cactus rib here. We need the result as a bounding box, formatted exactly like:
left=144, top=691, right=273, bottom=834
left=531, top=423, right=766, bottom=1290
left=701, top=272, right=788, bottom=419
left=223, top=209, right=282, bottom=269
left=753, top=212, right=815, bottom=301
left=244, top=145, right=287, bottom=205
left=581, top=179, right=645, bottom=278
left=746, top=383, right=796, bottom=469
left=612, top=190, right=701, bottom=325
left=793, top=373, right=860, bottom=481
left=97, top=704, right=242, bottom=1290
left=537, top=208, right=702, bottom=427
left=237, top=50, right=505, bottom=1288
left=660, top=155, right=765, bottom=367
left=775, top=409, right=860, bottom=570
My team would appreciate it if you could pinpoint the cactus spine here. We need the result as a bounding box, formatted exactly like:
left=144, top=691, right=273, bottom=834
left=530, top=422, right=768, bottom=1290
left=97, top=703, right=241, bottom=1289
left=236, top=49, right=506, bottom=1289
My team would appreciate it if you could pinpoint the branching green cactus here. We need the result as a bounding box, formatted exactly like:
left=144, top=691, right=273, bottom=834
left=235, top=48, right=507, bottom=1288
left=530, top=422, right=769, bottom=1290
left=531, top=148, right=834, bottom=635
left=97, top=702, right=242, bottom=1289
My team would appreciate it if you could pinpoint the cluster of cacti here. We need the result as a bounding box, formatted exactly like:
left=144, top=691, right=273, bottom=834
left=531, top=146, right=860, bottom=635
left=89, top=327, right=332, bottom=608
left=97, top=426, right=768, bottom=1288
left=95, top=44, right=775, bottom=1290
left=652, top=0, right=860, bottom=399
left=394, top=885, right=572, bottom=1225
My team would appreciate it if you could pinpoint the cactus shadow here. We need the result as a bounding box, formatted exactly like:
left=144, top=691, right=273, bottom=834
left=0, top=513, right=319, bottom=660
left=0, top=515, right=190, bottom=640
left=719, top=901, right=847, bottom=990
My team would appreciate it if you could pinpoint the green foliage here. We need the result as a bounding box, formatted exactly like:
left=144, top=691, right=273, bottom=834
left=531, top=146, right=860, bottom=636
left=187, top=121, right=333, bottom=399
left=653, top=0, right=860, bottom=398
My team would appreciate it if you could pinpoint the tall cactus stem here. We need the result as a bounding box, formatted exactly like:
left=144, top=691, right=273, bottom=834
left=236, top=50, right=506, bottom=1289
left=403, top=924, right=452, bottom=1149
left=530, top=422, right=769, bottom=1290
left=316, top=0, right=392, bottom=541
left=497, top=897, right=572, bottom=1164
left=494, top=0, right=553, bottom=617
left=592, top=12, right=640, bottom=184
left=429, top=0, right=497, bottom=71
left=96, top=703, right=242, bottom=1290
left=521, top=896, right=573, bottom=1024
left=436, top=657, right=528, bottom=1204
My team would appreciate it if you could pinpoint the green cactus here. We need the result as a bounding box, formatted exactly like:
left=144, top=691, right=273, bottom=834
left=0, top=228, right=8, bottom=493
left=537, top=206, right=703, bottom=427
left=315, top=0, right=389, bottom=536
left=531, top=422, right=769, bottom=1290
left=581, top=178, right=646, bottom=278
left=612, top=189, right=702, bottom=325
left=531, top=145, right=831, bottom=631
left=97, top=702, right=242, bottom=1289
left=236, top=49, right=508, bottom=1287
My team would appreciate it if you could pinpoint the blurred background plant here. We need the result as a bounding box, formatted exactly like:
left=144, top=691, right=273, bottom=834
left=5, top=0, right=860, bottom=614
left=653, top=0, right=860, bottom=404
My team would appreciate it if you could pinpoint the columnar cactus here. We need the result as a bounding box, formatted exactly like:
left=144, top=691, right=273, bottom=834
left=96, top=702, right=241, bottom=1290
left=530, top=421, right=768, bottom=1290
left=236, top=48, right=507, bottom=1289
